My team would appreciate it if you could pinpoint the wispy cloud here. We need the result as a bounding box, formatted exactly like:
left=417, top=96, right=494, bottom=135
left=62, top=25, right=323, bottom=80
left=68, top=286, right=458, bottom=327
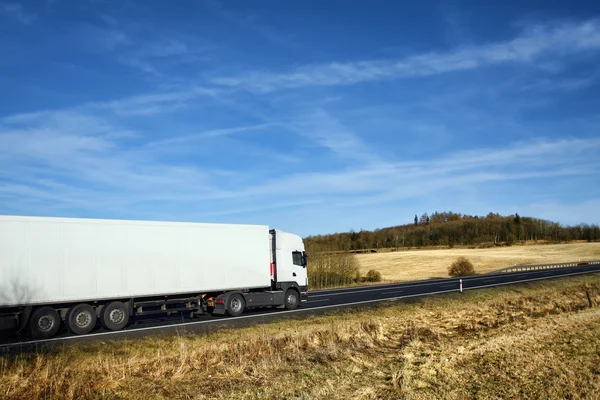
left=2, top=6, right=599, bottom=233
left=521, top=75, right=598, bottom=92
left=1, top=2, right=35, bottom=24
left=1, top=88, right=598, bottom=229
left=0, top=90, right=273, bottom=213
left=101, top=87, right=218, bottom=116
left=255, top=137, right=600, bottom=199
left=91, top=27, right=132, bottom=50
left=137, top=39, right=189, bottom=58
left=2, top=86, right=218, bottom=123
left=429, top=138, right=600, bottom=171
left=78, top=14, right=215, bottom=80
left=211, top=19, right=600, bottom=92
left=284, top=108, right=381, bottom=163
left=523, top=199, right=600, bottom=226
left=0, top=124, right=224, bottom=210
left=144, top=123, right=273, bottom=148
left=203, top=0, right=292, bottom=47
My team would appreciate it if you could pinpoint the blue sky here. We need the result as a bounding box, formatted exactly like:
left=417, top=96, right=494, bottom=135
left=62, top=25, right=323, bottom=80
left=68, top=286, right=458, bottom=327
left=1, top=0, right=599, bottom=236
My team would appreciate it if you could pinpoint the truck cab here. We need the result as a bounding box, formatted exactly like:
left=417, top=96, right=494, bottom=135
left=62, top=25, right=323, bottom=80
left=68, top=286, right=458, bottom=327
left=270, top=229, right=308, bottom=301
left=211, top=229, right=308, bottom=317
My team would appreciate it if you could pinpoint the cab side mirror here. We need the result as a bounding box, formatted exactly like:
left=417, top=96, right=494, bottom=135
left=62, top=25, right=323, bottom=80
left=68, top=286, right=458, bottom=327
left=302, top=251, right=308, bottom=267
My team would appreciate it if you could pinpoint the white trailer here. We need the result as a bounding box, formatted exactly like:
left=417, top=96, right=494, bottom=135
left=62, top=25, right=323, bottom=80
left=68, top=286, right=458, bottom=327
left=0, top=216, right=308, bottom=339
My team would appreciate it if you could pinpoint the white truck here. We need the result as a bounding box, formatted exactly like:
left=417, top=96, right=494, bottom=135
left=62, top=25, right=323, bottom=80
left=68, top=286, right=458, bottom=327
left=0, top=216, right=308, bottom=339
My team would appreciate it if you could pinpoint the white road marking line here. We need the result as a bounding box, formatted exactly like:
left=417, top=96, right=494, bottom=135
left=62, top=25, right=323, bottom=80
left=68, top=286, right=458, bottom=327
left=310, top=280, right=451, bottom=298
left=310, top=270, right=560, bottom=298
left=310, top=282, right=429, bottom=294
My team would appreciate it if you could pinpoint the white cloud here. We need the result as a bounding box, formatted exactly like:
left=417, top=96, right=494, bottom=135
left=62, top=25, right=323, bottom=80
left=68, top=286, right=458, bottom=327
left=2, top=14, right=599, bottom=230
left=93, top=28, right=132, bottom=50
left=137, top=40, right=189, bottom=57
left=212, top=137, right=600, bottom=205
left=203, top=0, right=292, bottom=47
left=521, top=75, right=598, bottom=92
left=524, top=199, right=600, bottom=226
left=1, top=86, right=218, bottom=124
left=210, top=19, right=600, bottom=92
left=101, top=87, right=218, bottom=115
left=429, top=138, right=600, bottom=171
left=284, top=108, right=380, bottom=163
left=143, top=123, right=273, bottom=148
left=1, top=90, right=598, bottom=228
left=88, top=14, right=216, bottom=79
left=1, top=2, right=35, bottom=24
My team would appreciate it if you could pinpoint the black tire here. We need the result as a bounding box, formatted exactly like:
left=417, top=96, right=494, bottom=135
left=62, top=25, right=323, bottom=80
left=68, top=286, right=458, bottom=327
left=29, top=307, right=61, bottom=339
left=100, top=301, right=129, bottom=331
left=284, top=289, right=299, bottom=310
left=67, top=304, right=96, bottom=335
left=226, top=294, right=245, bottom=317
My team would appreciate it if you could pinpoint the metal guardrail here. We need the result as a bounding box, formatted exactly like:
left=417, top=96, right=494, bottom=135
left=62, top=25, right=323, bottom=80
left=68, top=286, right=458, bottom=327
left=495, top=260, right=600, bottom=273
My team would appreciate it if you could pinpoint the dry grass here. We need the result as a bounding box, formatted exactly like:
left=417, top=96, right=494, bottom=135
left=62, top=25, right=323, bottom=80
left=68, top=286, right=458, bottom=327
left=1, top=274, right=600, bottom=399
left=356, top=242, right=600, bottom=281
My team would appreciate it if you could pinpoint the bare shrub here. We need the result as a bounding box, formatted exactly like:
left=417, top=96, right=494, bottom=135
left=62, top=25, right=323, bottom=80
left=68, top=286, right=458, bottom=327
left=448, top=256, right=476, bottom=277
left=364, top=269, right=382, bottom=282
left=307, top=253, right=360, bottom=289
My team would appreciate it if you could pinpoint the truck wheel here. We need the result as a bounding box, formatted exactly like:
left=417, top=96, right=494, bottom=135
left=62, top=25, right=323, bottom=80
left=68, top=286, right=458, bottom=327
left=29, top=307, right=61, bottom=339
left=226, top=294, right=245, bottom=317
left=100, top=301, right=129, bottom=331
left=284, top=289, right=299, bottom=310
left=67, top=304, right=96, bottom=335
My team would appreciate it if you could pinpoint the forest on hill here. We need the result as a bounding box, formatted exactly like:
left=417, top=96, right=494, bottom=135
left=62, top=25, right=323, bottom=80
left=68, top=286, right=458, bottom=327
left=305, top=212, right=600, bottom=252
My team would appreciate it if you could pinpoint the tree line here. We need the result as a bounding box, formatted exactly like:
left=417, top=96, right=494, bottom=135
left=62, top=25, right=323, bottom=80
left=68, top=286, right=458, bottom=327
left=305, top=211, right=599, bottom=253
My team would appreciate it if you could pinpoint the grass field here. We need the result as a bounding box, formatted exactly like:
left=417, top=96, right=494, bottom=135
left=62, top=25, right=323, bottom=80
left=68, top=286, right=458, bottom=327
left=1, top=274, right=599, bottom=399
left=356, top=242, right=600, bottom=282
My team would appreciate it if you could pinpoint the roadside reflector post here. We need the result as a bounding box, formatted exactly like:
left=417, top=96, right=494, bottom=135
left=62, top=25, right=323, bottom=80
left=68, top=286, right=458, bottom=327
left=460, top=279, right=463, bottom=293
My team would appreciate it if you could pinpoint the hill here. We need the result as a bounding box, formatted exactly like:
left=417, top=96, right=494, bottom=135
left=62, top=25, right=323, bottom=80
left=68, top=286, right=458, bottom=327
left=305, top=211, right=599, bottom=252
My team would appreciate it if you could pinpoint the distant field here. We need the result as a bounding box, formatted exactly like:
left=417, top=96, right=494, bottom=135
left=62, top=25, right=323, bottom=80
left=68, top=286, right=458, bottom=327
left=355, top=242, right=600, bottom=282
left=2, top=275, right=599, bottom=399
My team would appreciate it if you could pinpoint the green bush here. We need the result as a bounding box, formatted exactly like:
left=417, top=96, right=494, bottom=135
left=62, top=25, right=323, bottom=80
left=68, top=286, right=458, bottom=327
left=364, top=269, right=382, bottom=282
left=448, top=256, right=476, bottom=277
left=307, top=253, right=360, bottom=289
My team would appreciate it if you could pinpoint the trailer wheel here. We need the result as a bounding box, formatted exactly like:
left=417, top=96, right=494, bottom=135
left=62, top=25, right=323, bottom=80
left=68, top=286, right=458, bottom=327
left=29, top=307, right=61, bottom=339
left=284, top=289, right=299, bottom=310
left=67, top=304, right=96, bottom=335
left=226, top=294, right=245, bottom=317
left=100, top=301, right=129, bottom=331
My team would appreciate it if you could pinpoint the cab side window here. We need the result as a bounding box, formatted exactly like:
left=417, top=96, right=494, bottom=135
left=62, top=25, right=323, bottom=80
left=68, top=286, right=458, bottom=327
left=292, top=251, right=303, bottom=266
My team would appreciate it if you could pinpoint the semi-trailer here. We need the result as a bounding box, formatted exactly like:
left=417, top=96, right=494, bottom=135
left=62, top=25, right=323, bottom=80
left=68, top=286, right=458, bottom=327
left=0, top=216, right=308, bottom=339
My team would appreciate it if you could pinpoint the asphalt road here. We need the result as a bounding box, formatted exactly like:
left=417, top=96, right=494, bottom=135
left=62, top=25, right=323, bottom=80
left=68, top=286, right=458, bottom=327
left=2, top=263, right=600, bottom=352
